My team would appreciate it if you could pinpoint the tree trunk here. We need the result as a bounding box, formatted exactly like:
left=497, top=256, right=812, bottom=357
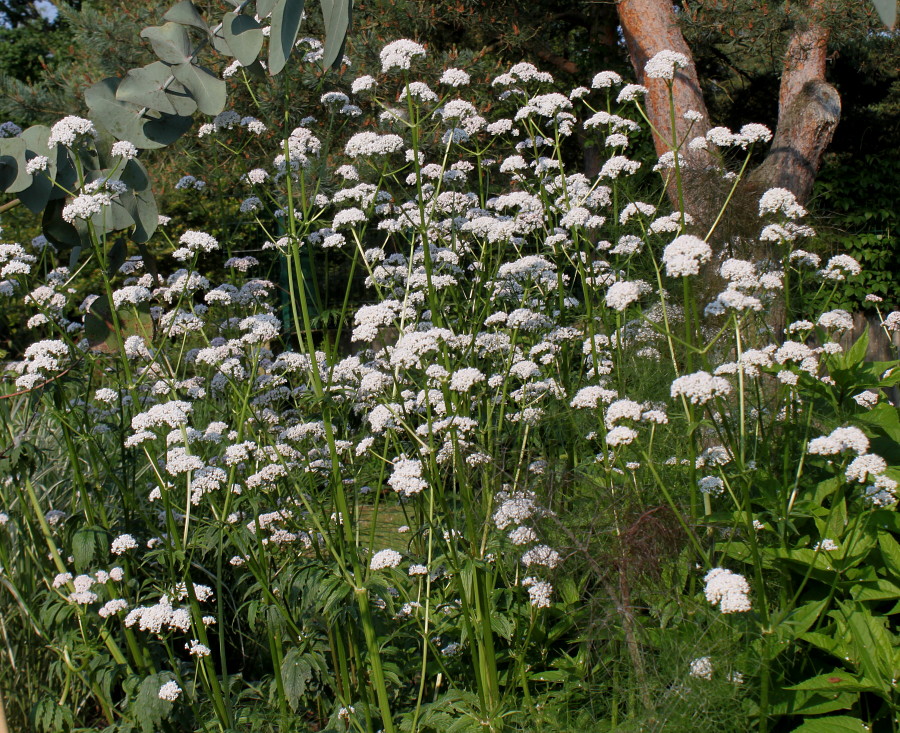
left=616, top=0, right=840, bottom=221
left=617, top=0, right=714, bottom=166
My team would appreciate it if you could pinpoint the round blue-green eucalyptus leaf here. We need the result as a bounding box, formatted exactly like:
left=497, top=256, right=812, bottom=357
left=223, top=12, right=264, bottom=67
left=257, top=0, right=278, bottom=17
left=0, top=136, right=32, bottom=194
left=140, top=22, right=193, bottom=65
left=268, top=0, right=305, bottom=76
left=163, top=0, right=209, bottom=33
left=321, top=0, right=351, bottom=69
left=211, top=27, right=235, bottom=57
left=86, top=78, right=193, bottom=149
left=42, top=197, right=86, bottom=250
left=117, top=62, right=197, bottom=117
left=172, top=62, right=226, bottom=115
left=120, top=158, right=158, bottom=242
left=871, top=0, right=897, bottom=28
left=17, top=127, right=55, bottom=212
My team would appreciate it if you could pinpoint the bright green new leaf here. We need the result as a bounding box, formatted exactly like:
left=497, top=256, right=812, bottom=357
left=223, top=12, right=264, bottom=67
left=140, top=22, right=193, bottom=65
left=171, top=62, right=226, bottom=115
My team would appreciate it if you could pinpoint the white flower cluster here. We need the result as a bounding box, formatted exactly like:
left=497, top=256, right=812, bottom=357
left=344, top=132, right=405, bottom=157
left=48, top=115, right=97, bottom=147
left=662, top=235, right=712, bottom=278
left=369, top=548, right=403, bottom=570
left=704, top=568, right=751, bottom=613
left=670, top=371, right=732, bottom=405
left=380, top=39, right=426, bottom=72
left=14, top=339, right=69, bottom=389
left=807, top=426, right=869, bottom=456
left=644, top=50, right=689, bottom=80
left=158, top=680, right=182, bottom=701
left=388, top=456, right=427, bottom=496
left=111, top=533, right=138, bottom=555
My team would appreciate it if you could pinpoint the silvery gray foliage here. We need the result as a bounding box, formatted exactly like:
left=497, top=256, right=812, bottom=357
left=0, top=0, right=350, bottom=254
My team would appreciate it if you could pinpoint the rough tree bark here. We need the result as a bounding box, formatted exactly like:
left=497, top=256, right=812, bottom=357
left=616, top=0, right=841, bottom=223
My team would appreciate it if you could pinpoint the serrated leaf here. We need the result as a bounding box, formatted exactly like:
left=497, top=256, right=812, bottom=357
left=223, top=12, right=264, bottom=66
left=140, top=22, right=193, bottom=64
left=280, top=648, right=313, bottom=711
left=163, top=0, right=209, bottom=33
left=117, top=62, right=197, bottom=117
left=790, top=715, right=868, bottom=732
left=133, top=673, right=175, bottom=733
left=268, top=0, right=305, bottom=76
left=171, top=62, right=226, bottom=115
left=72, top=527, right=99, bottom=571
left=787, top=670, right=882, bottom=693
left=839, top=601, right=893, bottom=691
left=878, top=530, right=900, bottom=579
left=321, top=0, right=350, bottom=69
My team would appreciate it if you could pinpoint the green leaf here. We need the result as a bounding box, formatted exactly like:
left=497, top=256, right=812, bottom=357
left=140, top=22, right=193, bottom=65
left=878, top=530, right=900, bottom=580
left=268, top=0, right=305, bottom=76
left=871, top=0, right=897, bottom=28
left=163, top=0, right=209, bottom=33
left=280, top=648, right=313, bottom=711
left=0, top=136, right=32, bottom=193
left=773, top=598, right=828, bottom=647
left=787, top=670, right=882, bottom=693
left=320, top=0, right=351, bottom=69
left=843, top=326, right=869, bottom=369
left=223, top=12, right=264, bottom=66
left=171, top=62, right=226, bottom=115
left=72, top=527, right=100, bottom=571
left=85, top=78, right=194, bottom=150
left=789, top=715, right=868, bottom=732
left=116, top=62, right=197, bottom=117
left=132, top=673, right=175, bottom=733
left=839, top=601, right=893, bottom=691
